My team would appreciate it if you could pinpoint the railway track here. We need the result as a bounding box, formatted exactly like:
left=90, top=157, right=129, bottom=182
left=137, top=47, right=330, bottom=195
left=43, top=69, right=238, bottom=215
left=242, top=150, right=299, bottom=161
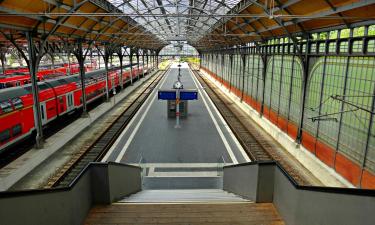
left=0, top=77, right=142, bottom=170
left=192, top=69, right=309, bottom=185
left=46, top=69, right=168, bottom=188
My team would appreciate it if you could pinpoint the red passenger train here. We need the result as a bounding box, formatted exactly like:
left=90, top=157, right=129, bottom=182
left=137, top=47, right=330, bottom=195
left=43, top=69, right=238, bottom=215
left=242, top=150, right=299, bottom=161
left=0, top=62, right=93, bottom=89
left=0, top=63, right=149, bottom=152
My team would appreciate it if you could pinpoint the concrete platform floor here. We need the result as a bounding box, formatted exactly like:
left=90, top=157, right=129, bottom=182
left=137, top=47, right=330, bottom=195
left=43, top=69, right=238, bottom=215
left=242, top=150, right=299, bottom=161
left=102, top=63, right=250, bottom=177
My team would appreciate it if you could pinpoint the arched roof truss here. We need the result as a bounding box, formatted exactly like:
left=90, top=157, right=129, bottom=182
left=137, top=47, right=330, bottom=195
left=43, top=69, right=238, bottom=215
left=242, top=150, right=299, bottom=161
left=0, top=0, right=373, bottom=51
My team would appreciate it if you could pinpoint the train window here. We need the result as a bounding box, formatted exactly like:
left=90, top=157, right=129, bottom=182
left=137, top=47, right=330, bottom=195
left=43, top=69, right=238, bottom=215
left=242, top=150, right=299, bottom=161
left=59, top=96, right=63, bottom=104
left=0, top=101, right=12, bottom=114
left=0, top=129, right=10, bottom=143
left=38, top=84, right=49, bottom=90
left=67, top=95, right=73, bottom=107
left=23, top=86, right=32, bottom=92
left=12, top=98, right=23, bottom=110
left=12, top=124, right=22, bottom=137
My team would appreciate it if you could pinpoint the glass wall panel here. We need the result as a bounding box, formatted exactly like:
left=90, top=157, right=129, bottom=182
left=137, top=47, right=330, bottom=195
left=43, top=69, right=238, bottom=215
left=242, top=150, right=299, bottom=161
left=338, top=57, right=375, bottom=165
left=244, top=54, right=264, bottom=103
left=264, top=55, right=303, bottom=122
left=305, top=57, right=375, bottom=172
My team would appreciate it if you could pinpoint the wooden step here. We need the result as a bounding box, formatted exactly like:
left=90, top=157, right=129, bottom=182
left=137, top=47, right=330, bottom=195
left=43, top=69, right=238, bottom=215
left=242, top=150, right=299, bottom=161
left=120, top=189, right=249, bottom=203
left=85, top=202, right=284, bottom=225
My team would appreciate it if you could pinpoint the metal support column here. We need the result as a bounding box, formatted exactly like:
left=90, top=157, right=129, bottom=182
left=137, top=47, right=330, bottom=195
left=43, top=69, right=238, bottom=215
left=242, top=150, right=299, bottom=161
left=199, top=53, right=202, bottom=69
left=334, top=31, right=352, bottom=170
left=67, top=51, right=71, bottom=75
left=296, top=38, right=311, bottom=143
left=276, top=54, right=285, bottom=117
left=142, top=53, right=145, bottom=78
left=0, top=49, right=6, bottom=75
left=146, top=53, right=149, bottom=72
left=229, top=54, right=233, bottom=92
left=156, top=53, right=159, bottom=69
left=90, top=51, right=93, bottom=69
left=241, top=54, right=246, bottom=101
left=216, top=53, right=218, bottom=77
left=116, top=47, right=124, bottom=90
left=136, top=52, right=140, bottom=80
left=102, top=45, right=111, bottom=101
left=221, top=54, right=225, bottom=85
left=26, top=32, right=44, bottom=148
left=260, top=54, right=268, bottom=116
left=359, top=26, right=372, bottom=187
left=129, top=50, right=133, bottom=85
left=73, top=41, right=90, bottom=116
left=152, top=54, right=156, bottom=70
left=50, top=53, right=55, bottom=69
left=98, top=53, right=101, bottom=69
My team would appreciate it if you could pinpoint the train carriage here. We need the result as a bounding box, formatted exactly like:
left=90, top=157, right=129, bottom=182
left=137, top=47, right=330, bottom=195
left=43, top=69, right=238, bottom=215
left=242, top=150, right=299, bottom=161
left=0, top=64, right=146, bottom=152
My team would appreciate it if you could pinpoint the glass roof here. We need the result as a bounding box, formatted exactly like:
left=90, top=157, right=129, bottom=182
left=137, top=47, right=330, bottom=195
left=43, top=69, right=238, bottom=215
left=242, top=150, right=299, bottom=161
left=108, top=0, right=242, bottom=45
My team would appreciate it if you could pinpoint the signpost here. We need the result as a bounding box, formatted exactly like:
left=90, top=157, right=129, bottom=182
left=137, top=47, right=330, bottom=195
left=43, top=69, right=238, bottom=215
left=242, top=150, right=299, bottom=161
left=158, top=64, right=198, bottom=128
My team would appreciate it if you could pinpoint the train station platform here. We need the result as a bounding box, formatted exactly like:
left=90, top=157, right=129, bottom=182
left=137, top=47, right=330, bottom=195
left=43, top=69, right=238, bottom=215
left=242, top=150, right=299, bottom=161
left=102, top=63, right=250, bottom=188
left=0, top=64, right=374, bottom=225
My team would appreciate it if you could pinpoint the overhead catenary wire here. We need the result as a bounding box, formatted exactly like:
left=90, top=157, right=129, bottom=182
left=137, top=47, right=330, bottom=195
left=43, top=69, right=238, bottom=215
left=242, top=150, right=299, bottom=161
left=308, top=94, right=375, bottom=122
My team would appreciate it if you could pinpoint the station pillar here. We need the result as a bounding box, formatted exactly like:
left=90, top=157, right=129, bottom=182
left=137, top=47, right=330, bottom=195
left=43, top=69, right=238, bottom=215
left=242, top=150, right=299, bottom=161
left=146, top=53, right=149, bottom=72
left=154, top=54, right=156, bottom=70
left=73, top=40, right=90, bottom=116
left=26, top=32, right=44, bottom=148
left=103, top=45, right=113, bottom=101
left=136, top=51, right=140, bottom=80
left=142, top=53, right=145, bottom=78
left=0, top=50, right=6, bottom=75
left=129, top=51, right=133, bottom=85
left=117, top=47, right=124, bottom=91
left=156, top=53, right=159, bottom=69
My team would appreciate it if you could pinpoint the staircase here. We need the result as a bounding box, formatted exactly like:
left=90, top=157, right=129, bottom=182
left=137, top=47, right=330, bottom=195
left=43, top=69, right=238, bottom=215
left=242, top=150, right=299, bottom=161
left=120, top=189, right=249, bottom=203
left=84, top=163, right=285, bottom=224
left=85, top=194, right=283, bottom=225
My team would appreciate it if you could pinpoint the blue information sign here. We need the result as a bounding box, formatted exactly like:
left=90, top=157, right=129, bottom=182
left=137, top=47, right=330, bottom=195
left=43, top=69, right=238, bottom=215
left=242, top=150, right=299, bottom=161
left=180, top=90, right=198, bottom=100
left=158, top=90, right=176, bottom=100
left=158, top=89, right=198, bottom=100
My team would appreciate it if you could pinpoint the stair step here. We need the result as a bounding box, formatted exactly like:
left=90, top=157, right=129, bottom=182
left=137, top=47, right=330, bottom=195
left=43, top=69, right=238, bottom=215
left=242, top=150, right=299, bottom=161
left=142, top=176, right=223, bottom=189
left=120, top=189, right=250, bottom=203
left=85, top=202, right=285, bottom=225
